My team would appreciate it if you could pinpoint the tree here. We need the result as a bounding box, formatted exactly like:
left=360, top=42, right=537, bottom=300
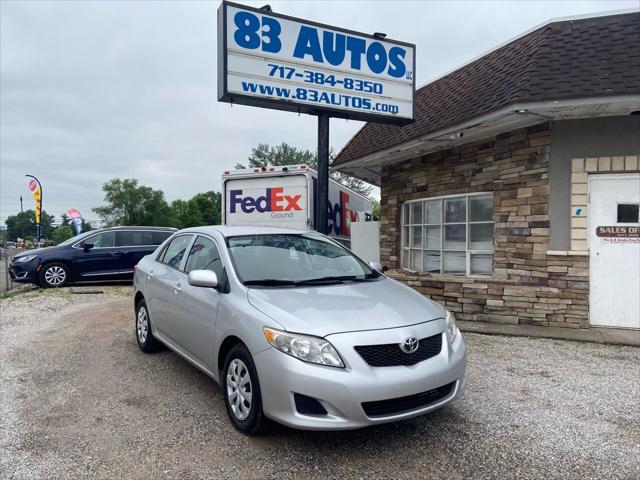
left=93, top=178, right=172, bottom=226
left=5, top=209, right=55, bottom=241
left=190, top=191, right=221, bottom=226
left=170, top=199, right=204, bottom=229
left=51, top=225, right=74, bottom=244
left=77, top=219, right=93, bottom=232
left=169, top=191, right=222, bottom=228
left=370, top=199, right=381, bottom=221
left=236, top=142, right=373, bottom=197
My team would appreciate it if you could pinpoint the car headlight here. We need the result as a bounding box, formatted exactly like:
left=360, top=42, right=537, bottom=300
left=445, top=310, right=459, bottom=343
left=14, top=255, right=37, bottom=263
left=263, top=327, right=344, bottom=368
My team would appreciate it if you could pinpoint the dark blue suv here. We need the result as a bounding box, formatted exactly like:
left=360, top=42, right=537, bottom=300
left=10, top=226, right=176, bottom=288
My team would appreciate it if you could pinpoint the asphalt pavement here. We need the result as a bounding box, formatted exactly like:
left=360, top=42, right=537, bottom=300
left=1, top=287, right=638, bottom=480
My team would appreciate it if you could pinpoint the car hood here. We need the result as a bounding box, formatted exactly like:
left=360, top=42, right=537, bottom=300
left=247, top=277, right=445, bottom=337
left=13, top=246, right=59, bottom=259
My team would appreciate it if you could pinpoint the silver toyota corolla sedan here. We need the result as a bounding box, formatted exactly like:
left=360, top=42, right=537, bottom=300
left=133, top=226, right=466, bottom=434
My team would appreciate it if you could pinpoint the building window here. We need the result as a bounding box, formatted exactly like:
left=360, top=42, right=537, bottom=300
left=401, top=193, right=494, bottom=276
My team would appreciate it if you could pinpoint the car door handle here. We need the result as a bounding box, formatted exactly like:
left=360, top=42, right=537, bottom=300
left=174, top=284, right=182, bottom=294
left=147, top=270, right=154, bottom=279
left=110, top=252, right=122, bottom=256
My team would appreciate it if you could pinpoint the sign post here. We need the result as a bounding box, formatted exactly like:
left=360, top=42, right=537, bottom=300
left=317, top=113, right=330, bottom=234
left=217, top=1, right=415, bottom=233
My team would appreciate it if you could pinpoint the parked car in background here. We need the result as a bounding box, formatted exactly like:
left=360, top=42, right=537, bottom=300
left=10, top=226, right=176, bottom=288
left=133, top=226, right=466, bottom=434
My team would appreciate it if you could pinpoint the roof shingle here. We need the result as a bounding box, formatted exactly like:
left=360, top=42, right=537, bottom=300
left=334, top=12, right=640, bottom=166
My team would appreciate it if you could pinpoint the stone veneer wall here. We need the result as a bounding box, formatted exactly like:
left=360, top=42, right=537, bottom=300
left=380, top=123, right=589, bottom=328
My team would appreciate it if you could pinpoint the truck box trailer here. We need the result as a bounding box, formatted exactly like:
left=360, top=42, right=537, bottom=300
left=221, top=165, right=372, bottom=242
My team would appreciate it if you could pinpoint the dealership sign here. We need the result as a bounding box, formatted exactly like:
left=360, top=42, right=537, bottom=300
left=218, top=1, right=415, bottom=123
left=596, top=225, right=640, bottom=244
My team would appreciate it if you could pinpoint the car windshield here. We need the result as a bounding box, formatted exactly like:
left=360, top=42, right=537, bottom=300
left=227, top=233, right=379, bottom=286
left=57, top=231, right=95, bottom=246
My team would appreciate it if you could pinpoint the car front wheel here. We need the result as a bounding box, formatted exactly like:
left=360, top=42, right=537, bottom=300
left=223, top=344, right=266, bottom=435
left=38, top=262, right=69, bottom=288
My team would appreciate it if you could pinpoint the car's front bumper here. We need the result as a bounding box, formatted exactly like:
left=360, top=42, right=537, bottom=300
left=9, top=263, right=38, bottom=283
left=253, top=319, right=466, bottom=431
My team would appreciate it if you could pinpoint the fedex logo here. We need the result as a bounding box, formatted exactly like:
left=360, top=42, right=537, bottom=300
left=229, top=188, right=302, bottom=214
left=312, top=179, right=360, bottom=237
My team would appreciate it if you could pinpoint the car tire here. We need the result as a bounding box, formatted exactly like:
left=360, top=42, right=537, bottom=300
left=135, top=299, right=163, bottom=353
left=38, top=262, right=70, bottom=288
left=223, top=344, right=267, bottom=435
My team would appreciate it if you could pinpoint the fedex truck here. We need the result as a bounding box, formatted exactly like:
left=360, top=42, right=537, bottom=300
left=221, top=165, right=372, bottom=243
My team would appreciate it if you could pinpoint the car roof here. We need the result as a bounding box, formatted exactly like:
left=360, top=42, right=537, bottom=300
left=98, top=226, right=177, bottom=232
left=176, top=225, right=315, bottom=238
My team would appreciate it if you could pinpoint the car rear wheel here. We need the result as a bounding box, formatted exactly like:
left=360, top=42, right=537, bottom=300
left=223, top=344, right=266, bottom=435
left=39, top=262, right=69, bottom=288
left=135, top=299, right=163, bottom=353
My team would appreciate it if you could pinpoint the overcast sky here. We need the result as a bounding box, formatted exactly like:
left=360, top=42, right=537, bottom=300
left=1, top=0, right=637, bottom=225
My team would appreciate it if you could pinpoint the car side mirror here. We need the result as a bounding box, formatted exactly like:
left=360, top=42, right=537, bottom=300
left=368, top=261, right=384, bottom=273
left=83, top=243, right=94, bottom=252
left=188, top=269, right=218, bottom=288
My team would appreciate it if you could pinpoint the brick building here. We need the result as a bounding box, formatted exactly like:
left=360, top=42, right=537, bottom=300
left=334, top=12, right=640, bottom=333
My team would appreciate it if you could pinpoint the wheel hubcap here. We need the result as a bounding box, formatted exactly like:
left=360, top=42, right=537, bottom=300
left=226, top=359, right=252, bottom=420
left=137, top=307, right=148, bottom=344
left=44, top=266, right=66, bottom=286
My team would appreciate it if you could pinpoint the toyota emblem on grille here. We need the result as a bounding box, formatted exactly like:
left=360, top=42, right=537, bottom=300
left=400, top=337, right=419, bottom=354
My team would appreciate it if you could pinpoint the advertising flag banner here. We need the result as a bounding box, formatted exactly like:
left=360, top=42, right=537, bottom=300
left=67, top=208, right=84, bottom=235
left=27, top=177, right=43, bottom=241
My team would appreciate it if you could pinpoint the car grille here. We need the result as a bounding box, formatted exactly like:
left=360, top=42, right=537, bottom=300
left=361, top=382, right=455, bottom=418
left=354, top=333, right=442, bottom=367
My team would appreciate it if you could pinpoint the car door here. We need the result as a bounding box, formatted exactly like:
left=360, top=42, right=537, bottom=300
left=176, top=234, right=225, bottom=370
left=73, top=231, right=124, bottom=279
left=145, top=234, right=193, bottom=342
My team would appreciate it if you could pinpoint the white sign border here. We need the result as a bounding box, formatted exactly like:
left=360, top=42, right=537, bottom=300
left=217, top=0, right=416, bottom=124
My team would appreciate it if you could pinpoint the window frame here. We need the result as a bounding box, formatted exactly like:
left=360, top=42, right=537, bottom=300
left=183, top=234, right=225, bottom=278
left=116, top=229, right=174, bottom=248
left=616, top=203, right=639, bottom=224
left=400, top=192, right=494, bottom=277
left=156, top=234, right=195, bottom=272
left=72, top=230, right=117, bottom=249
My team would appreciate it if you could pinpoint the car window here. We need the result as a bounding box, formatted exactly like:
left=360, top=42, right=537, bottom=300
left=152, top=231, right=173, bottom=244
left=117, top=230, right=170, bottom=247
left=60, top=231, right=93, bottom=246
left=184, top=236, right=223, bottom=279
left=158, top=235, right=192, bottom=270
left=84, top=231, right=116, bottom=248
left=227, top=233, right=373, bottom=282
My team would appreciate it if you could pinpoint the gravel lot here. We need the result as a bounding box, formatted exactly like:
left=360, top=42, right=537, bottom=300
left=1, top=287, right=639, bottom=480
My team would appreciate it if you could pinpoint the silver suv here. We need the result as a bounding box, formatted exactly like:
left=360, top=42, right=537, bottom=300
left=133, top=226, right=466, bottom=434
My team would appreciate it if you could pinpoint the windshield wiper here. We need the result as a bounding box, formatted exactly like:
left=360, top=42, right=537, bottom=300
left=243, top=279, right=296, bottom=286
left=244, top=273, right=381, bottom=287
left=293, top=275, right=373, bottom=285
